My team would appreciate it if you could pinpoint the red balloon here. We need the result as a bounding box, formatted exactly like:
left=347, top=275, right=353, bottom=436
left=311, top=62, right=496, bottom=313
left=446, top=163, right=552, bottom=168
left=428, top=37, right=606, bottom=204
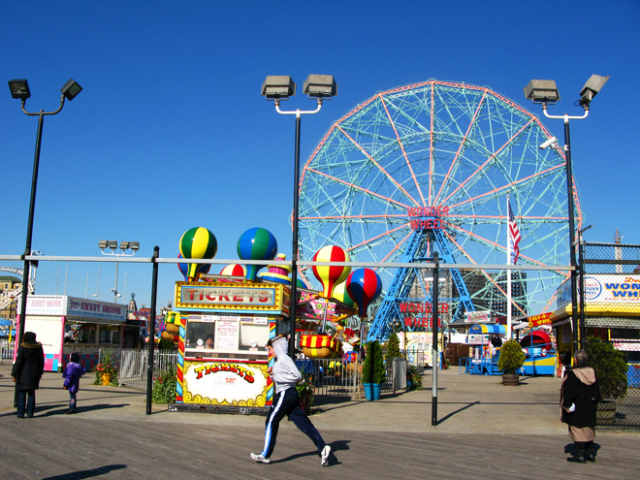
left=346, top=268, right=382, bottom=319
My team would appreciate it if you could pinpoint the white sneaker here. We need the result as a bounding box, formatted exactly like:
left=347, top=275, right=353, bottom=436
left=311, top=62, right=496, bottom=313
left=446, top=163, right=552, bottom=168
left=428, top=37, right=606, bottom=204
left=250, top=453, right=271, bottom=464
left=321, top=445, right=331, bottom=467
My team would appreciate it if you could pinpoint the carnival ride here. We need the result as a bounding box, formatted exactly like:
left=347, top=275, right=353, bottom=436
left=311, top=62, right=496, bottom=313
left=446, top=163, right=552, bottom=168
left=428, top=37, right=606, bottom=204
left=296, top=80, right=581, bottom=341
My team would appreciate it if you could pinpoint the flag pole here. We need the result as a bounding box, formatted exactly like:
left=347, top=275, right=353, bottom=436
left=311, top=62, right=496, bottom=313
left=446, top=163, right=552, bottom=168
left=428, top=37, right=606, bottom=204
left=507, top=194, right=512, bottom=340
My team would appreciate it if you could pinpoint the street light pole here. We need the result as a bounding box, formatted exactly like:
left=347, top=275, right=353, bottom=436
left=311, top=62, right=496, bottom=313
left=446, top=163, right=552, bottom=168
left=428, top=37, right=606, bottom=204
left=262, top=75, right=338, bottom=358
left=524, top=74, right=608, bottom=356
left=98, top=240, right=140, bottom=303
left=8, top=78, right=82, bottom=407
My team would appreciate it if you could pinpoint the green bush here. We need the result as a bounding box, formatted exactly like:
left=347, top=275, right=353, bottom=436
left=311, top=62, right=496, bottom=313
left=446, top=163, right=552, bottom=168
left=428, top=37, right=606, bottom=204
left=159, top=338, right=176, bottom=351
left=152, top=367, right=177, bottom=404
left=385, top=332, right=402, bottom=359
left=497, top=339, right=525, bottom=375
left=362, top=340, right=386, bottom=385
left=585, top=337, right=627, bottom=401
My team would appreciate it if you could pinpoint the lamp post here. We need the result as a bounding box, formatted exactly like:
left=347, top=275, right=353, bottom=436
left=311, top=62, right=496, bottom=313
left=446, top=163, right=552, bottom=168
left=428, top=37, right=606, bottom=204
left=98, top=240, right=140, bottom=302
left=8, top=78, right=82, bottom=350
left=524, top=75, right=609, bottom=354
left=262, top=75, right=338, bottom=357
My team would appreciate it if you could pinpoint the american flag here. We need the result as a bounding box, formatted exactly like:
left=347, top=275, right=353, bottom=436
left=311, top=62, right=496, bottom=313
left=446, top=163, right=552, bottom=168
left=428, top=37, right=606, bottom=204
left=508, top=201, right=521, bottom=265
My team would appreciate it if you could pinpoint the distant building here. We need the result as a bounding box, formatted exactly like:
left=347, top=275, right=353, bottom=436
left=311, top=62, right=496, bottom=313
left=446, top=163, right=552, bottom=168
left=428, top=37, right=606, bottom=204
left=0, top=275, right=22, bottom=320
left=489, top=271, right=528, bottom=317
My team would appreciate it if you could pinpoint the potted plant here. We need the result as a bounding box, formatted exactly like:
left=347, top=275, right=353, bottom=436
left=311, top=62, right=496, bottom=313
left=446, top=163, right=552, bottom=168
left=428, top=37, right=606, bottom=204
left=296, top=377, right=315, bottom=415
left=585, top=337, right=628, bottom=424
left=497, top=339, right=525, bottom=385
left=362, top=340, right=386, bottom=400
left=94, top=349, right=118, bottom=386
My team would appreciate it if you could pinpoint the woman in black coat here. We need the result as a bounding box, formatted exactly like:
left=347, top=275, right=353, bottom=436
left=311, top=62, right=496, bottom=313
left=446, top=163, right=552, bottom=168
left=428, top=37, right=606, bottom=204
left=11, top=331, right=45, bottom=418
left=561, top=349, right=599, bottom=463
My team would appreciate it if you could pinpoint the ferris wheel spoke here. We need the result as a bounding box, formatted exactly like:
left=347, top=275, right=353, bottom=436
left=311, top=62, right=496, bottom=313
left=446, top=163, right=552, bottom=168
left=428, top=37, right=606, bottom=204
left=335, top=124, right=422, bottom=207
left=302, top=167, right=410, bottom=210
left=435, top=91, right=488, bottom=205
left=379, top=96, right=427, bottom=206
left=441, top=119, right=534, bottom=206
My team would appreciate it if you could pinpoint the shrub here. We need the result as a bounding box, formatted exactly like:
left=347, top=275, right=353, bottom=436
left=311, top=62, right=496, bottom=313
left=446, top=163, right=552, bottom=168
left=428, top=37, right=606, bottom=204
left=362, top=340, right=386, bottom=385
left=585, top=337, right=628, bottom=401
left=385, top=332, right=402, bottom=359
left=497, top=339, right=525, bottom=375
left=152, top=367, right=177, bottom=404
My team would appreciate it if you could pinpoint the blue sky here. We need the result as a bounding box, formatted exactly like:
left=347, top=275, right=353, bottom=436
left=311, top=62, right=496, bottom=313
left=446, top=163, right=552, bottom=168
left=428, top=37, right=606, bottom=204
left=1, top=0, right=639, bottom=310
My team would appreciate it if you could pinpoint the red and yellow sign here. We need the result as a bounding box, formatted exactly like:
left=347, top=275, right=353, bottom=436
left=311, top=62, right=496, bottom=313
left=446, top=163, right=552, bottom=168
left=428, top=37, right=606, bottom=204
left=528, top=312, right=552, bottom=327
left=175, top=281, right=286, bottom=313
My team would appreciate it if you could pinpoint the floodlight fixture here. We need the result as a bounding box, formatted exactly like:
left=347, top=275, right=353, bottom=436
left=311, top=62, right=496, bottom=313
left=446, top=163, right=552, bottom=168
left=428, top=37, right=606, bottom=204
left=261, top=76, right=296, bottom=100
left=129, top=241, right=140, bottom=251
left=119, top=241, right=130, bottom=251
left=303, top=75, right=338, bottom=99
left=60, top=78, right=83, bottom=101
left=523, top=79, right=560, bottom=104
left=98, top=239, right=109, bottom=250
left=8, top=79, right=31, bottom=100
left=579, top=74, right=609, bottom=107
left=107, top=240, right=118, bottom=250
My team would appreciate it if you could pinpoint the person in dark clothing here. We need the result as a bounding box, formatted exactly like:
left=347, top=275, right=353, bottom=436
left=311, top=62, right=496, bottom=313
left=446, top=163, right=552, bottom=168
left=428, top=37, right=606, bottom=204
left=11, top=331, right=45, bottom=418
left=62, top=352, right=86, bottom=414
left=490, top=335, right=503, bottom=348
left=561, top=349, right=599, bottom=463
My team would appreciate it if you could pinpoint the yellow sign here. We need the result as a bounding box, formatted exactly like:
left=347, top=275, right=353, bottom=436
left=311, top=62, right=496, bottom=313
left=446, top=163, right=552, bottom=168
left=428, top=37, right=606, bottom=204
left=175, top=281, right=286, bottom=313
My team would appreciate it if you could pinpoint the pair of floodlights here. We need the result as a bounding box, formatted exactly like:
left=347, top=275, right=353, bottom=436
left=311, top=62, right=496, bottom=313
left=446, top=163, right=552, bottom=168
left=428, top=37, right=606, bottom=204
left=8, top=78, right=82, bottom=102
left=261, top=74, right=337, bottom=100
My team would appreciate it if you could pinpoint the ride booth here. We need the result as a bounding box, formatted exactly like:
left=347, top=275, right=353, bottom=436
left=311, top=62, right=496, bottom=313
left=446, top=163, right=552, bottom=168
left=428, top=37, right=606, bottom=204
left=465, top=323, right=506, bottom=375
left=15, top=295, right=126, bottom=372
left=168, top=280, right=291, bottom=415
left=518, top=327, right=556, bottom=376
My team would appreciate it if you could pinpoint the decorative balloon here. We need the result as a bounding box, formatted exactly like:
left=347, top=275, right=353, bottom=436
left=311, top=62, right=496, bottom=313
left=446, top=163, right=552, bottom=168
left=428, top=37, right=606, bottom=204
left=220, top=264, right=247, bottom=277
left=258, top=253, right=292, bottom=285
left=312, top=245, right=351, bottom=298
left=179, top=227, right=218, bottom=281
left=237, top=228, right=278, bottom=281
left=332, top=281, right=355, bottom=309
left=346, top=268, right=382, bottom=319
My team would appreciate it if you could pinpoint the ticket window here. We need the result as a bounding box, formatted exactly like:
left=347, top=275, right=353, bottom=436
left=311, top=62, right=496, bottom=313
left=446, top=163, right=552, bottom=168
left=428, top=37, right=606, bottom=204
left=185, top=319, right=269, bottom=358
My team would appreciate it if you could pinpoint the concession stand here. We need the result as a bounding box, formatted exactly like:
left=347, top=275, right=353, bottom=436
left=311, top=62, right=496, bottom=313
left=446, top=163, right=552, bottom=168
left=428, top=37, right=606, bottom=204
left=15, top=295, right=126, bottom=371
left=169, top=280, right=291, bottom=415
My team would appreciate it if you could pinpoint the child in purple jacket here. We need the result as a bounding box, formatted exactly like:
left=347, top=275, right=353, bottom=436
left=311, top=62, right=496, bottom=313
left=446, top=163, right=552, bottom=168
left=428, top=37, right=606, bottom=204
left=62, top=352, right=86, bottom=414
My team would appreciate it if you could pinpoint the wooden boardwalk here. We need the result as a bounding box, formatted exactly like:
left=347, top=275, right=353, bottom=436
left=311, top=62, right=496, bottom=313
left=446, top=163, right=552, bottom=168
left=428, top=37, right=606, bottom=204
left=0, top=414, right=637, bottom=479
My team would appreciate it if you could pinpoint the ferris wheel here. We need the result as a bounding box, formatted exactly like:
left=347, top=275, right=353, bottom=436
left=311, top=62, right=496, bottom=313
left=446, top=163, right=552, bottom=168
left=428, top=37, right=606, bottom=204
left=297, top=80, right=581, bottom=340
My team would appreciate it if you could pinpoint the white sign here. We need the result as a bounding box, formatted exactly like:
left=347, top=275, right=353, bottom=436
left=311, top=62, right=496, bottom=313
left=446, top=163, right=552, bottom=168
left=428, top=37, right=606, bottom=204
left=22, top=296, right=66, bottom=316
left=465, top=311, right=491, bottom=322
left=582, top=275, right=640, bottom=303
left=216, top=321, right=239, bottom=350
left=67, top=297, right=126, bottom=322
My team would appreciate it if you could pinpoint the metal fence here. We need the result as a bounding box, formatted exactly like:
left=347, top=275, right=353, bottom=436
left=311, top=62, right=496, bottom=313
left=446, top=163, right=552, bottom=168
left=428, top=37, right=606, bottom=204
left=1, top=343, right=14, bottom=363
left=582, top=241, right=640, bottom=428
left=99, top=348, right=178, bottom=390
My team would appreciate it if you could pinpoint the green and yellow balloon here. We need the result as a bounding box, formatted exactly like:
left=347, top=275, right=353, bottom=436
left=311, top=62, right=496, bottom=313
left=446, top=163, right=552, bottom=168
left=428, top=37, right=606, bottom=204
left=179, top=227, right=217, bottom=281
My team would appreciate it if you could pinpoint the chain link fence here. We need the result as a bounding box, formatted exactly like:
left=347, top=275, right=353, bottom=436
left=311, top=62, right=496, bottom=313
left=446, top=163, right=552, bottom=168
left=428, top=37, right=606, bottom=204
left=582, top=241, right=640, bottom=429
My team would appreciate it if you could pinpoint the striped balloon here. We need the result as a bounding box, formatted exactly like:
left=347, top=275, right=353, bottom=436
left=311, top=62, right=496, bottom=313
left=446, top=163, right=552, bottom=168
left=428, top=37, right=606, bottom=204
left=220, top=264, right=247, bottom=277
left=237, top=228, right=278, bottom=281
left=332, top=281, right=355, bottom=309
left=179, top=227, right=218, bottom=280
left=346, top=268, right=382, bottom=319
left=312, top=245, right=351, bottom=298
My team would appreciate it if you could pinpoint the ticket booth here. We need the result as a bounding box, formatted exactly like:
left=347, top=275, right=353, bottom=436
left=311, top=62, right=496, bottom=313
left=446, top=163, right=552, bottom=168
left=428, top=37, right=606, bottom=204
left=169, top=280, right=291, bottom=414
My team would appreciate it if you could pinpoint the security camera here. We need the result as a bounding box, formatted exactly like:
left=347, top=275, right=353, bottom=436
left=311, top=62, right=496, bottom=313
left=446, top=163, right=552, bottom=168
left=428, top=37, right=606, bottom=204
left=539, top=136, right=558, bottom=150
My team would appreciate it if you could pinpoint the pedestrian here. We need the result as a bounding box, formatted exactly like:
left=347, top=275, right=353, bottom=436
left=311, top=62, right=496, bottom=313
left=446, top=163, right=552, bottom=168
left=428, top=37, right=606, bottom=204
left=11, top=331, right=45, bottom=418
left=561, top=349, right=599, bottom=463
left=62, top=352, right=86, bottom=414
left=251, top=335, right=332, bottom=467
